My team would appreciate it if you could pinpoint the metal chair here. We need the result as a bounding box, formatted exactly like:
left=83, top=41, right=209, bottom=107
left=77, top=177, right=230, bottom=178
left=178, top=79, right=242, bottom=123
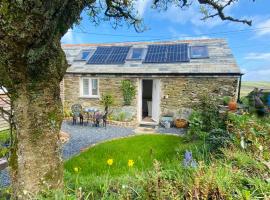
left=71, top=104, right=83, bottom=125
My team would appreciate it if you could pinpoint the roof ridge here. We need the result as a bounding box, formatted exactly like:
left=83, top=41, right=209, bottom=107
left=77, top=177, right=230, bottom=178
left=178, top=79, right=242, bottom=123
left=62, top=38, right=226, bottom=47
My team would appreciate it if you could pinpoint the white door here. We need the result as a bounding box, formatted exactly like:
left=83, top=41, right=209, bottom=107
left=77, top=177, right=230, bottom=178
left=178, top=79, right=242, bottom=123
left=152, top=79, right=160, bottom=122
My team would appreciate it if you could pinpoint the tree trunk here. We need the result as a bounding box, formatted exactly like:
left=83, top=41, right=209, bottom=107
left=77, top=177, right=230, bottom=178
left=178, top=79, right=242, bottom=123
left=10, top=82, right=64, bottom=198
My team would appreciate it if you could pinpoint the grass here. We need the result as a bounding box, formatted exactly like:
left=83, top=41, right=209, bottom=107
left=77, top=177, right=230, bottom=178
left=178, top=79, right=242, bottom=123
left=65, top=134, right=203, bottom=177
left=0, top=129, right=9, bottom=144
left=241, top=81, right=270, bottom=97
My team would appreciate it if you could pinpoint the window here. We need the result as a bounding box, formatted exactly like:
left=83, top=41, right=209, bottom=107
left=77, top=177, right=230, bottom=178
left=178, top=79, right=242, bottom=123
left=128, top=48, right=145, bottom=60
left=190, top=46, right=209, bottom=59
left=75, top=49, right=93, bottom=61
left=81, top=78, right=99, bottom=97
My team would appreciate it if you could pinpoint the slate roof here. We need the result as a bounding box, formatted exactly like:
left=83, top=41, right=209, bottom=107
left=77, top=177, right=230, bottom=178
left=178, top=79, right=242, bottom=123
left=62, top=39, right=241, bottom=75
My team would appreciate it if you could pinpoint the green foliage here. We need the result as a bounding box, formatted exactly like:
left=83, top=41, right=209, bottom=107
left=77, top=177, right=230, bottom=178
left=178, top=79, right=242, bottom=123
left=63, top=109, right=72, bottom=118
left=187, top=111, right=206, bottom=140
left=206, top=128, right=232, bottom=152
left=223, top=96, right=231, bottom=105
left=121, top=80, right=136, bottom=106
left=227, top=113, right=270, bottom=158
left=111, top=111, right=129, bottom=121
left=0, top=129, right=10, bottom=157
left=187, top=95, right=227, bottom=144
left=197, top=94, right=226, bottom=131
left=100, top=93, right=114, bottom=110
left=0, top=129, right=10, bottom=144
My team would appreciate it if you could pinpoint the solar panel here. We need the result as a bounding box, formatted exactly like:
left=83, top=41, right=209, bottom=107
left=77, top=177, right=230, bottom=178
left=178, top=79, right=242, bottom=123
left=87, top=46, right=130, bottom=64
left=144, top=44, right=189, bottom=63
left=106, top=46, right=130, bottom=64
left=87, top=47, right=111, bottom=64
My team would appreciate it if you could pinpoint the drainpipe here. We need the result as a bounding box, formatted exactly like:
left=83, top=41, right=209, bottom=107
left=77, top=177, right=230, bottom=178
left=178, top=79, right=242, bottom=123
left=237, top=74, right=243, bottom=103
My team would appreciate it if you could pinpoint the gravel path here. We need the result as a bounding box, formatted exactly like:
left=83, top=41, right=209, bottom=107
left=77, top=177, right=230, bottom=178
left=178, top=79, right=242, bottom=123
left=61, top=121, right=135, bottom=159
left=0, top=122, right=135, bottom=188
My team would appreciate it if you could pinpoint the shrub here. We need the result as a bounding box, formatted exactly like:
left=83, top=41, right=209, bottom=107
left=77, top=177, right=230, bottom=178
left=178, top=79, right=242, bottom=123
left=223, top=96, right=231, bottom=105
left=100, top=93, right=114, bottom=112
left=121, top=80, right=136, bottom=106
left=227, top=113, right=270, bottom=158
left=197, top=94, right=226, bottom=131
left=206, top=128, right=233, bottom=152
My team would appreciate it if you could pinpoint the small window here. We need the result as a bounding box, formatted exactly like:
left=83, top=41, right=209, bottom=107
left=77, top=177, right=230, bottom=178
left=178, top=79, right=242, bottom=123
left=190, top=46, right=209, bottom=59
left=75, top=50, right=93, bottom=61
left=129, top=48, right=145, bottom=60
left=81, top=78, right=99, bottom=98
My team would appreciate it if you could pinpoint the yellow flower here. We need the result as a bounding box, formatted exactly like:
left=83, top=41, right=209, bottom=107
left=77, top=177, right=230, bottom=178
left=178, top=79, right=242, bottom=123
left=74, top=167, right=79, bottom=173
left=107, top=159, right=113, bottom=166
left=128, top=159, right=134, bottom=167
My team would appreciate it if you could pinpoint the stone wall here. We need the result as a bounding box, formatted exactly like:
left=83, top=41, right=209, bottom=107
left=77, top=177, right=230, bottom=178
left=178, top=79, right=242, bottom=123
left=63, top=74, right=138, bottom=121
left=160, top=77, right=239, bottom=116
left=63, top=74, right=239, bottom=123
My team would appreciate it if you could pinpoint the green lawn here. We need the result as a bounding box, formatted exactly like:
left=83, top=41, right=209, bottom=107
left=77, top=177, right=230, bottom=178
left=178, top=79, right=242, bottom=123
left=241, top=81, right=270, bottom=97
left=65, top=134, right=203, bottom=177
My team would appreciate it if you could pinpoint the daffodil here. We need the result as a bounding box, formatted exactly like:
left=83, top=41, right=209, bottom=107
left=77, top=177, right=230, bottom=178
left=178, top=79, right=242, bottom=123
left=107, top=158, right=113, bottom=166
left=128, top=159, right=134, bottom=167
left=74, top=167, right=79, bottom=173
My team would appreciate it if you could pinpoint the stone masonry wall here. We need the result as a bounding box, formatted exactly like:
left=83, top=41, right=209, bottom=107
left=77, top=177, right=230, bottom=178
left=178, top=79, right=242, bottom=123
left=63, top=74, right=239, bottom=122
left=63, top=74, right=138, bottom=120
left=160, top=77, right=239, bottom=116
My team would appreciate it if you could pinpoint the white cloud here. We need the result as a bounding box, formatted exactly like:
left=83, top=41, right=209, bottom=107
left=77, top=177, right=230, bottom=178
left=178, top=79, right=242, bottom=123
left=255, top=18, right=270, bottom=36
left=61, top=29, right=74, bottom=44
left=136, top=0, right=151, bottom=17
left=244, top=52, right=270, bottom=61
left=157, top=1, right=234, bottom=28
left=242, top=67, right=270, bottom=81
left=168, top=27, right=210, bottom=40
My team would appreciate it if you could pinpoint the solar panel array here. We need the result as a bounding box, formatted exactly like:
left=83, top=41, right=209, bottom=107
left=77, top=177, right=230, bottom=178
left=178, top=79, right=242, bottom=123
left=88, top=46, right=130, bottom=64
left=144, top=44, right=189, bottom=63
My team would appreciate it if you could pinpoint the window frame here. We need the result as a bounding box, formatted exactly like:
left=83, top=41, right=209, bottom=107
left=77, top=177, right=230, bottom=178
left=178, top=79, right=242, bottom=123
left=126, top=48, right=147, bottom=60
left=190, top=46, right=209, bottom=59
left=80, top=77, right=99, bottom=98
left=75, top=49, right=94, bottom=61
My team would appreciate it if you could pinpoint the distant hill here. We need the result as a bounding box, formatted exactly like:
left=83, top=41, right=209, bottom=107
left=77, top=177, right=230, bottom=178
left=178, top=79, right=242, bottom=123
left=241, top=81, right=270, bottom=97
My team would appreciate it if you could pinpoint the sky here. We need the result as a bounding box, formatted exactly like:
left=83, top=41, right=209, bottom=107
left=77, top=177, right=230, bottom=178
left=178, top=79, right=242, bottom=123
left=61, top=0, right=270, bottom=82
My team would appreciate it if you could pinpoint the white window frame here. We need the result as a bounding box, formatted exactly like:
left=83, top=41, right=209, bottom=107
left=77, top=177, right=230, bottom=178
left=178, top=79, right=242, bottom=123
left=80, top=77, right=99, bottom=98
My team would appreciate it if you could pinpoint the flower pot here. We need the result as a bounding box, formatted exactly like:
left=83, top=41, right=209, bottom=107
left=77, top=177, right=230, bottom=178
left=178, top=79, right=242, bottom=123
left=175, top=119, right=188, bottom=128
left=228, top=101, right=237, bottom=111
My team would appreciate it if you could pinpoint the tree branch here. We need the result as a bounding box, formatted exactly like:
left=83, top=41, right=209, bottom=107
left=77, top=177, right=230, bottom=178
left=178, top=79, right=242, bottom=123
left=198, top=0, right=252, bottom=26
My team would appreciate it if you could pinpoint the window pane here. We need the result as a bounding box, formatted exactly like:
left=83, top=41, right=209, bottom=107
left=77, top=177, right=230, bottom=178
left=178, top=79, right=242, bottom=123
left=92, top=79, right=98, bottom=96
left=81, top=51, right=90, bottom=60
left=131, top=48, right=143, bottom=59
left=190, top=46, right=208, bottom=58
left=82, top=79, right=89, bottom=96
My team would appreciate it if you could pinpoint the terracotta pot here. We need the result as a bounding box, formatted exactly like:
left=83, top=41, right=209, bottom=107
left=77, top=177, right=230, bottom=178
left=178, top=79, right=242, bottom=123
left=228, top=101, right=237, bottom=111
left=175, top=119, right=188, bottom=128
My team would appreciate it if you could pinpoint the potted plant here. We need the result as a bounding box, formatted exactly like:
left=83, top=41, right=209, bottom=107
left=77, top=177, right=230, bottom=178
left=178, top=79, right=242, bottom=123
left=174, top=108, right=191, bottom=128
left=228, top=98, right=237, bottom=111
left=175, top=118, right=189, bottom=128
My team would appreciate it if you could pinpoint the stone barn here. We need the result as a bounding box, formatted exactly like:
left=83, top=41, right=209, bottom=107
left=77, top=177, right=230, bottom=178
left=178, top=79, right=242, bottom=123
left=61, top=39, right=241, bottom=125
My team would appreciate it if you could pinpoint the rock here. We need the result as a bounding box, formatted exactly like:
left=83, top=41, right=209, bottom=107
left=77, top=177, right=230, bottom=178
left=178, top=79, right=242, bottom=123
left=60, top=131, right=70, bottom=144
left=0, top=158, right=8, bottom=170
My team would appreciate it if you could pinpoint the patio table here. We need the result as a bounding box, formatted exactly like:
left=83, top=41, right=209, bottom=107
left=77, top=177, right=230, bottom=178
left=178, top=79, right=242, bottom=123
left=84, top=107, right=99, bottom=126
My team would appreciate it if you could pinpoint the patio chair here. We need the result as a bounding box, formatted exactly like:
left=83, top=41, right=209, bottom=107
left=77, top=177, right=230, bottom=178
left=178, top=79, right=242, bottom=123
left=71, top=104, right=83, bottom=125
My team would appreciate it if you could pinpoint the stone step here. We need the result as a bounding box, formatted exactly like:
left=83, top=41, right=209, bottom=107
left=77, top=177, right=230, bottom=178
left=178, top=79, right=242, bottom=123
left=134, top=126, right=156, bottom=134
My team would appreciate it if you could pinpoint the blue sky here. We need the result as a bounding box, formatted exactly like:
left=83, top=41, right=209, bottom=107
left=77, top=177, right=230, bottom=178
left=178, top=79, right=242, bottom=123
left=61, top=0, right=270, bottom=81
